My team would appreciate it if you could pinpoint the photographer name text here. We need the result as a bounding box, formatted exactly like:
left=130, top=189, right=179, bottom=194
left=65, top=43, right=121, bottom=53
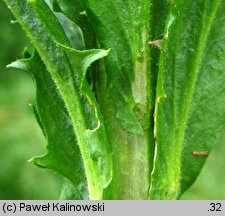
left=2, top=202, right=105, bottom=213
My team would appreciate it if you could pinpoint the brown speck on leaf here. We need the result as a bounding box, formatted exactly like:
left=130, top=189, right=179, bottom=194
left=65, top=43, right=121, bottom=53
left=192, top=151, right=209, bottom=156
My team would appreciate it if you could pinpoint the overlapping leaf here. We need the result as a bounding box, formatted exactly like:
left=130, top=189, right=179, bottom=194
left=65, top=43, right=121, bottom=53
left=4, top=0, right=112, bottom=199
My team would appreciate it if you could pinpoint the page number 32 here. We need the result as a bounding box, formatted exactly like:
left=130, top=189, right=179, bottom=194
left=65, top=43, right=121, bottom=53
left=208, top=203, right=222, bottom=212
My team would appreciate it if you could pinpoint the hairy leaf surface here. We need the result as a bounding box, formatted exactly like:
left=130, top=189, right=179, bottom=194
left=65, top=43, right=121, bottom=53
left=8, top=51, right=88, bottom=199
left=4, top=0, right=225, bottom=200
left=4, top=0, right=112, bottom=199
left=150, top=0, right=225, bottom=199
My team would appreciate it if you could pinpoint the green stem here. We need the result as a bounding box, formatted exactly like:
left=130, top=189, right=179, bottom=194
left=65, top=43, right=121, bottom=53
left=112, top=125, right=152, bottom=199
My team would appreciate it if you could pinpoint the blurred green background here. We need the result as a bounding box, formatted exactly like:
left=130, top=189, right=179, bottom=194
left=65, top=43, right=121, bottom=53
left=0, top=1, right=225, bottom=200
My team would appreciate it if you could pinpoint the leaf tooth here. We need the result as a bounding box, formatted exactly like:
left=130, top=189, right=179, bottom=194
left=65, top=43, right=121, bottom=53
left=28, top=155, right=48, bottom=169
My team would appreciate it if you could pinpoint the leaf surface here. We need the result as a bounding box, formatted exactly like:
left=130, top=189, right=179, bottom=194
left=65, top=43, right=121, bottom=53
left=8, top=51, right=88, bottom=199
left=4, top=0, right=112, bottom=199
left=150, top=0, right=225, bottom=199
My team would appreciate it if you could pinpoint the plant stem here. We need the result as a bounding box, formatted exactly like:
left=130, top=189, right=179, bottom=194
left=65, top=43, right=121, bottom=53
left=111, top=126, right=152, bottom=199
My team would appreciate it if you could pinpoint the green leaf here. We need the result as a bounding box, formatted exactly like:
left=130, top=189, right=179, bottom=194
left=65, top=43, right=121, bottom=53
left=150, top=0, right=225, bottom=199
left=6, top=0, right=225, bottom=200
left=150, top=0, right=169, bottom=89
left=58, top=44, right=112, bottom=160
left=8, top=51, right=88, bottom=199
left=4, top=0, right=112, bottom=199
left=60, top=180, right=88, bottom=200
left=51, top=0, right=96, bottom=49
left=51, top=0, right=84, bottom=23
left=55, top=13, right=85, bottom=50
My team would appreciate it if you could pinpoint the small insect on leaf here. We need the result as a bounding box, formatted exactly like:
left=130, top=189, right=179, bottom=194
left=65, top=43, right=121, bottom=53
left=192, top=151, right=209, bottom=156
